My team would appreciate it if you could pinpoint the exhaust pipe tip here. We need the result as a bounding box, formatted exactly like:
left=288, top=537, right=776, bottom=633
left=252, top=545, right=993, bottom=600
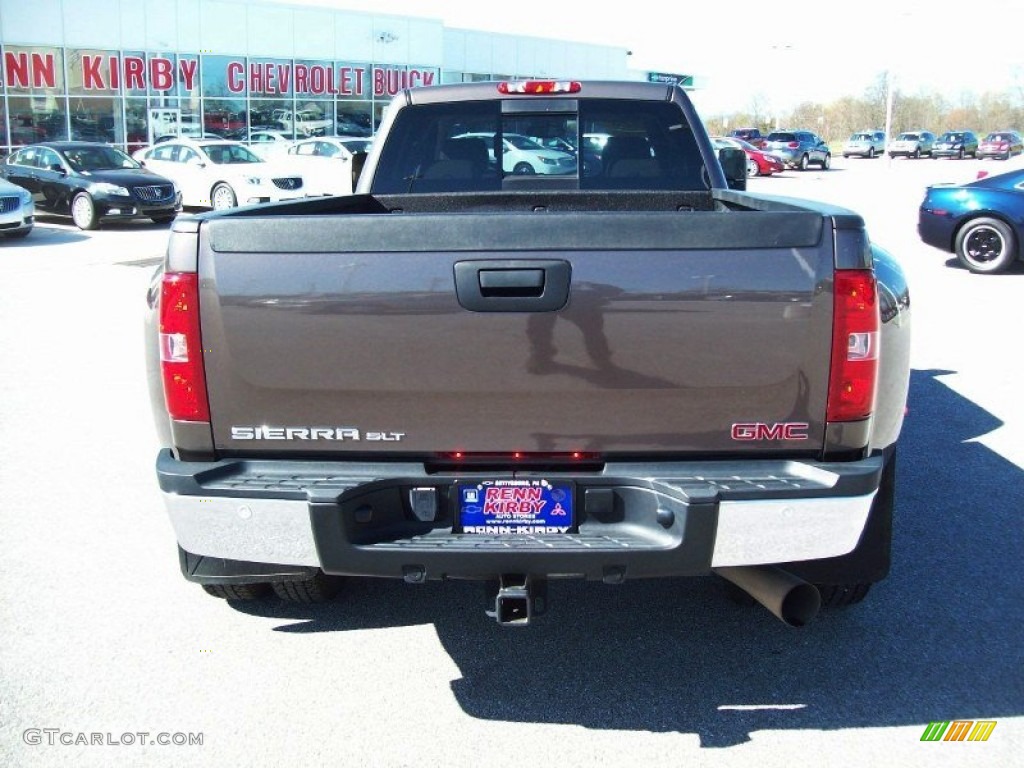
left=715, top=566, right=821, bottom=628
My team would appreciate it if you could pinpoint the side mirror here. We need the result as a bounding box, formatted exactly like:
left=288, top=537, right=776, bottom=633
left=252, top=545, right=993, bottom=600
left=718, top=147, right=747, bottom=192
left=50, top=163, right=66, bottom=175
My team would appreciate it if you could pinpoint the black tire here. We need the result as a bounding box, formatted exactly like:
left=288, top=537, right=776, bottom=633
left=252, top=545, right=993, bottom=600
left=957, top=147, right=964, bottom=160
left=211, top=182, right=237, bottom=210
left=912, top=147, right=920, bottom=159
left=799, top=154, right=809, bottom=171
left=202, top=583, right=271, bottom=600
left=821, top=153, right=831, bottom=170
left=272, top=573, right=341, bottom=604
left=955, top=216, right=1017, bottom=274
left=71, top=192, right=98, bottom=230
left=512, top=162, right=535, bottom=175
left=151, top=214, right=176, bottom=224
left=867, top=147, right=875, bottom=159
left=3, top=228, right=32, bottom=239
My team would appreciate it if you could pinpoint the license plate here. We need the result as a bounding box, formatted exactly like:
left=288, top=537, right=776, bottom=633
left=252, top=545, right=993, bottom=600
left=459, top=479, right=573, bottom=534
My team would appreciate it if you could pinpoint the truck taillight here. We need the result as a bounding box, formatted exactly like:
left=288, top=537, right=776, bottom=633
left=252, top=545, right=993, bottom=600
left=827, top=270, right=879, bottom=423
left=159, top=272, right=210, bottom=422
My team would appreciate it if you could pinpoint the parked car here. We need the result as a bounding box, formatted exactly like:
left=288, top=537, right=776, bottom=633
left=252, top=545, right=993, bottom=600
left=0, top=142, right=179, bottom=229
left=977, top=131, right=1023, bottom=161
left=712, top=136, right=784, bottom=177
left=728, top=128, right=767, bottom=150
left=918, top=167, right=1024, bottom=274
left=133, top=138, right=305, bottom=210
left=453, top=132, right=577, bottom=175
left=843, top=130, right=886, bottom=159
left=763, top=130, right=831, bottom=170
left=0, top=176, right=34, bottom=239
left=887, top=131, right=935, bottom=159
left=532, top=136, right=604, bottom=176
left=932, top=131, right=979, bottom=159
left=274, top=109, right=333, bottom=137
left=284, top=136, right=372, bottom=195
left=155, top=132, right=222, bottom=144
left=248, top=130, right=295, bottom=159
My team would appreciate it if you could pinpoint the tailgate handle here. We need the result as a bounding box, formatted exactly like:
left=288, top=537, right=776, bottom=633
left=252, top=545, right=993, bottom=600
left=479, top=268, right=545, bottom=297
left=455, top=260, right=570, bottom=312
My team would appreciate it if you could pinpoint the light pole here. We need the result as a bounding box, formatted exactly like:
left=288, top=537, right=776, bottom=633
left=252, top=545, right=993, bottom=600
left=884, top=68, right=895, bottom=166
left=769, top=43, right=795, bottom=130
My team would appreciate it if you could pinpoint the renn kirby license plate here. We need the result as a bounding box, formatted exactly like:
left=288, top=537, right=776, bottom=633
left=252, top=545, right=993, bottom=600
left=459, top=479, right=574, bottom=534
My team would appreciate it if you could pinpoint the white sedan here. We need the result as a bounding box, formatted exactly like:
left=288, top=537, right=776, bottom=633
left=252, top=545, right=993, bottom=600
left=133, top=139, right=305, bottom=210
left=454, top=132, right=577, bottom=175
left=284, top=137, right=373, bottom=196
left=248, top=130, right=294, bottom=159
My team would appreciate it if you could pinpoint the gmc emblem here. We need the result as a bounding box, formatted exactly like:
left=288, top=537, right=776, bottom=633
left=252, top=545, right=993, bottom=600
left=731, top=422, right=810, bottom=441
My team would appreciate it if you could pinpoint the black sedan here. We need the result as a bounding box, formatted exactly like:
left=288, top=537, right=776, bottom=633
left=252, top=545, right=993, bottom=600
left=0, top=142, right=181, bottom=229
left=918, top=168, right=1024, bottom=274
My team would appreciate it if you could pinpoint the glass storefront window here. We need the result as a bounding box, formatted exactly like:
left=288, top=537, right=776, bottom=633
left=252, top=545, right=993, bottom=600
left=249, top=98, right=290, bottom=136
left=7, top=97, right=68, bottom=145
left=287, top=99, right=331, bottom=137
left=202, top=55, right=242, bottom=98
left=336, top=62, right=371, bottom=101
left=119, top=51, right=148, bottom=97
left=3, top=46, right=65, bottom=95
left=68, top=97, right=124, bottom=143
left=335, top=102, right=373, bottom=137
left=147, top=52, right=179, bottom=97
left=373, top=103, right=388, bottom=134
left=248, top=58, right=292, bottom=99
left=203, top=98, right=248, bottom=139
left=0, top=101, right=8, bottom=151
left=125, top=98, right=151, bottom=153
left=176, top=54, right=201, bottom=98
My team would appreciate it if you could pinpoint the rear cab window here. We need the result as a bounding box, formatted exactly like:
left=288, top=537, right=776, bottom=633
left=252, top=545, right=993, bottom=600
left=369, top=98, right=706, bottom=193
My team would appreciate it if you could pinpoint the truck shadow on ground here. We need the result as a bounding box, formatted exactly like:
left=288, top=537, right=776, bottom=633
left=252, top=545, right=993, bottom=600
left=231, top=368, right=1024, bottom=747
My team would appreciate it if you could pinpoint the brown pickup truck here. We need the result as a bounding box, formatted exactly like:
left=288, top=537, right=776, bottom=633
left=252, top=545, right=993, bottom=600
left=147, top=80, right=911, bottom=627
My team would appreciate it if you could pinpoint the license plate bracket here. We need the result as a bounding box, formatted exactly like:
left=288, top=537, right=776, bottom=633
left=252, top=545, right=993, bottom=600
left=458, top=479, right=574, bottom=534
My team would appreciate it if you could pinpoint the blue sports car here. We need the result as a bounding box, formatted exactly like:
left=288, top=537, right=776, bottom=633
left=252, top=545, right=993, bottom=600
left=918, top=168, right=1024, bottom=274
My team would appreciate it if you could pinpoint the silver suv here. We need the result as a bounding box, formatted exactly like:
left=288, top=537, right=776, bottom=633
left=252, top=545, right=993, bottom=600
left=843, top=130, right=886, bottom=159
left=888, top=131, right=935, bottom=159
left=764, top=130, right=831, bottom=170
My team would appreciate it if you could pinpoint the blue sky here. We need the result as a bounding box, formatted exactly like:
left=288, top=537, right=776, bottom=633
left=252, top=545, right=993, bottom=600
left=264, top=0, right=1023, bottom=116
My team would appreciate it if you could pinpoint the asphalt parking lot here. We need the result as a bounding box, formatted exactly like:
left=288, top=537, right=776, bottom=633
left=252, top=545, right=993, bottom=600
left=1, top=156, right=1021, bottom=767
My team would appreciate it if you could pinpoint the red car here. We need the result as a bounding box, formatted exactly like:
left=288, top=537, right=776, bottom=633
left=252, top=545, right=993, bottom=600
left=977, top=131, right=1023, bottom=160
left=713, top=136, right=785, bottom=177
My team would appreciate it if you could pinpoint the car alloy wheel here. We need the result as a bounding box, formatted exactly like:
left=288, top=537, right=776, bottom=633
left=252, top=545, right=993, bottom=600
left=799, top=154, right=809, bottom=171
left=211, top=183, right=237, bottom=210
left=746, top=158, right=759, bottom=177
left=512, top=162, right=535, bottom=175
left=71, top=192, right=98, bottom=230
left=955, top=217, right=1016, bottom=274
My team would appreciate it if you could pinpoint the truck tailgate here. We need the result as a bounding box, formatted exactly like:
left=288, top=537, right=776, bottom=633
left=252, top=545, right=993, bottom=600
left=198, top=210, right=834, bottom=456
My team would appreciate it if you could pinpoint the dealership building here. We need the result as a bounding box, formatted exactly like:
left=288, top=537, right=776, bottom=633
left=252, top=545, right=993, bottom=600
left=0, top=0, right=651, bottom=154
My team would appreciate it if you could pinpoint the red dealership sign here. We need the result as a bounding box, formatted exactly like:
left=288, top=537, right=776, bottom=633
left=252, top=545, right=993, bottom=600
left=3, top=50, right=435, bottom=97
